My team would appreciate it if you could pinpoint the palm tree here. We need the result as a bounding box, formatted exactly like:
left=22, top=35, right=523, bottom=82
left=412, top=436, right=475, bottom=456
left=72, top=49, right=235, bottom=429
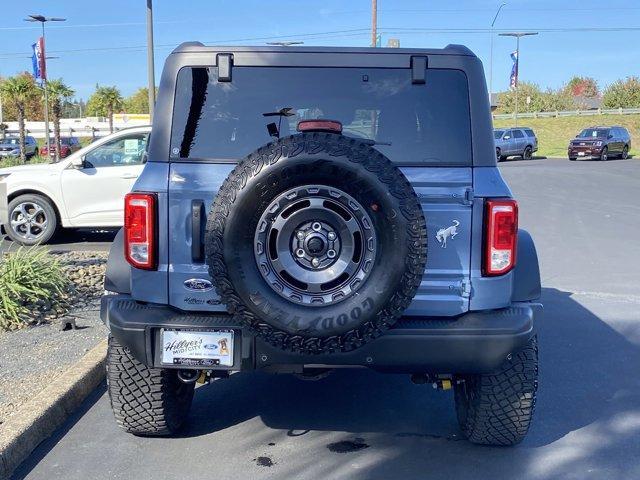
left=47, top=79, right=75, bottom=161
left=94, top=86, right=123, bottom=133
left=0, top=74, right=39, bottom=163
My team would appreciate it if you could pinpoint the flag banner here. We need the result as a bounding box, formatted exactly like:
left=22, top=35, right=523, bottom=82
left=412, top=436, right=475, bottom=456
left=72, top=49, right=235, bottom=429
left=509, top=51, right=518, bottom=89
left=31, top=37, right=46, bottom=81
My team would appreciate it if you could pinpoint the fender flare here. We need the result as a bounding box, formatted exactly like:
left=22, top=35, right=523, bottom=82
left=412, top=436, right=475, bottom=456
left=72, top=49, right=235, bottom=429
left=104, top=228, right=131, bottom=294
left=511, top=229, right=541, bottom=301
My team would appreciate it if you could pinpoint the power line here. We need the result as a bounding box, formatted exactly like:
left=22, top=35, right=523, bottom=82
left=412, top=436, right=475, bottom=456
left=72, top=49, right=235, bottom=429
left=1, top=25, right=639, bottom=59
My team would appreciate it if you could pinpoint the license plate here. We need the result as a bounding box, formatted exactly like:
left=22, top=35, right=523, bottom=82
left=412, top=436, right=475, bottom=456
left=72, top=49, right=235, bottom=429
left=161, top=329, right=234, bottom=367
left=578, top=152, right=585, bottom=156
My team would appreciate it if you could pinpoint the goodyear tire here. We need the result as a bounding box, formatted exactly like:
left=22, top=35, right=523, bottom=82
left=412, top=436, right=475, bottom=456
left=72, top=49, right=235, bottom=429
left=205, top=133, right=427, bottom=354
left=453, top=336, right=538, bottom=446
left=106, top=335, right=194, bottom=436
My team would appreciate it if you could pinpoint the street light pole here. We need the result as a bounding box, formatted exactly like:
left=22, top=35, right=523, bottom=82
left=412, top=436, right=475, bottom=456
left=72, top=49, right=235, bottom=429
left=371, top=0, right=377, bottom=47
left=146, top=0, right=156, bottom=122
left=499, top=31, right=538, bottom=127
left=489, top=3, right=506, bottom=98
left=24, top=15, right=66, bottom=150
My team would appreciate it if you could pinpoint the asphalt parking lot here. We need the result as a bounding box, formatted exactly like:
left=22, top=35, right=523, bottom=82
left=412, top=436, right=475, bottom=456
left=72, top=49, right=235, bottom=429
left=12, top=157, right=640, bottom=480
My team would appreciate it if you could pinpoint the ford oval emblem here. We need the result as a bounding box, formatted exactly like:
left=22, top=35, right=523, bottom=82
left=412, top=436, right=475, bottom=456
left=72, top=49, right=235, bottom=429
left=183, top=278, right=214, bottom=292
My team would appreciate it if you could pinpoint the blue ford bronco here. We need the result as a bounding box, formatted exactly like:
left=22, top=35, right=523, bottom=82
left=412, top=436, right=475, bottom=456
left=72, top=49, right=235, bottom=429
left=101, top=43, right=542, bottom=445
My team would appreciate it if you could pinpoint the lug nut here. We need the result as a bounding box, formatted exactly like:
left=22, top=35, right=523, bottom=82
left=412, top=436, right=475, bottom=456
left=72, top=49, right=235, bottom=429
left=311, top=258, right=320, bottom=268
left=296, top=230, right=305, bottom=239
left=327, top=249, right=336, bottom=258
left=296, top=248, right=305, bottom=258
left=327, top=231, right=336, bottom=240
left=312, top=222, right=322, bottom=231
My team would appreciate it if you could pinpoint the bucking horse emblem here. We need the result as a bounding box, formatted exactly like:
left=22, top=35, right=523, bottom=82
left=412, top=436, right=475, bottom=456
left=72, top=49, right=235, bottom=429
left=436, top=220, right=460, bottom=248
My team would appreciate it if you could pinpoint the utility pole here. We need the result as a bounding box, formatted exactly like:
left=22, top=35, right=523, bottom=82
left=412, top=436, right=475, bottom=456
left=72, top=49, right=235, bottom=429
left=24, top=15, right=66, bottom=150
left=499, top=32, right=538, bottom=127
left=371, top=0, right=377, bottom=47
left=146, top=0, right=156, bottom=122
left=489, top=3, right=506, bottom=99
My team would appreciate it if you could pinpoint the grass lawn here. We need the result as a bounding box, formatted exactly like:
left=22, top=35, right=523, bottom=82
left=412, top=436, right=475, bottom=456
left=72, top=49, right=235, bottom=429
left=493, top=113, right=640, bottom=158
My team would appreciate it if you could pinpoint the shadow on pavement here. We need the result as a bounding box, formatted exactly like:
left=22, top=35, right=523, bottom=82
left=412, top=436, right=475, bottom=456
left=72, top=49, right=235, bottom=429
left=178, top=287, right=640, bottom=478
left=1, top=228, right=117, bottom=252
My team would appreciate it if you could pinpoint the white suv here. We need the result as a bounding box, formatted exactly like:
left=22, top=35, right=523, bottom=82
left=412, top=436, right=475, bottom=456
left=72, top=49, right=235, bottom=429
left=0, top=126, right=151, bottom=245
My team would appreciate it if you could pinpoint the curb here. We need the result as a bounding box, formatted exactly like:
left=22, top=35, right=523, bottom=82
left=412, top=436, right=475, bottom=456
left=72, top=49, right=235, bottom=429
left=0, top=339, right=107, bottom=479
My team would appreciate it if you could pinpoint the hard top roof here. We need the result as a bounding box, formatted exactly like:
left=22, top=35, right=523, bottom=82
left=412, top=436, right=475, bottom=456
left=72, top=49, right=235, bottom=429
left=171, top=42, right=476, bottom=57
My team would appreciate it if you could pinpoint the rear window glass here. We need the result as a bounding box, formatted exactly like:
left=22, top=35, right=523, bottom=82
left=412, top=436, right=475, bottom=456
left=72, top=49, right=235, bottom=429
left=524, top=129, right=535, bottom=137
left=170, top=67, right=472, bottom=165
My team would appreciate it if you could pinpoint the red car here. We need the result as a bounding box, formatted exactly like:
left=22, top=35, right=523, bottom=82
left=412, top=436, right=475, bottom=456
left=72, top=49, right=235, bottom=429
left=40, top=136, right=82, bottom=158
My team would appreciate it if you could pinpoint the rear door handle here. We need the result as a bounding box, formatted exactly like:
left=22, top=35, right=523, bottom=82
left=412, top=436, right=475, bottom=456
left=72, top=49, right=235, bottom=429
left=120, top=173, right=138, bottom=179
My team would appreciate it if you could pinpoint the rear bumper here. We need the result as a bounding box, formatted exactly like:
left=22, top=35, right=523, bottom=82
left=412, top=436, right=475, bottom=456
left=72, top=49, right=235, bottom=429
left=101, top=294, right=541, bottom=374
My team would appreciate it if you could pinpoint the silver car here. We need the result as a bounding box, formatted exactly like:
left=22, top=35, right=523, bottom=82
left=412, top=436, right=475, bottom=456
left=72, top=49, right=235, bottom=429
left=494, top=128, right=538, bottom=161
left=0, top=136, right=38, bottom=159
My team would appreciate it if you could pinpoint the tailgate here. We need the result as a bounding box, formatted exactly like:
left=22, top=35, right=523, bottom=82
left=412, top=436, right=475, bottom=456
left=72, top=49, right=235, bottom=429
left=167, top=163, right=472, bottom=318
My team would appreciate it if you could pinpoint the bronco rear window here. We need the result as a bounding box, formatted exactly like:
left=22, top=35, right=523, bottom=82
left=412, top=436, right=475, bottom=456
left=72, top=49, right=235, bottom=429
left=170, top=66, right=472, bottom=165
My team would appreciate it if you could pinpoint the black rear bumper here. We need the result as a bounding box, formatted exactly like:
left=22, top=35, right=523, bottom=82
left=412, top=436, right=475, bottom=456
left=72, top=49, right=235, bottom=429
left=101, top=295, right=541, bottom=374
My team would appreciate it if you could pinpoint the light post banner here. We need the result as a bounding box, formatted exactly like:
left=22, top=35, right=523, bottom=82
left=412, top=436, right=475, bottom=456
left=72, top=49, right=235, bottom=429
left=509, top=50, right=518, bottom=89
left=31, top=37, right=46, bottom=81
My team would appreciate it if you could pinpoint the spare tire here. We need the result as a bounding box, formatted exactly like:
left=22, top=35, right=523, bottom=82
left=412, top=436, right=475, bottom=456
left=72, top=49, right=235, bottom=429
left=205, top=132, right=427, bottom=354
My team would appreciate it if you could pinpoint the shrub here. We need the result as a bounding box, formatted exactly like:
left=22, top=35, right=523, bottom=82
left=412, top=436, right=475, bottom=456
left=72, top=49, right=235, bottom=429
left=0, top=247, right=69, bottom=331
left=602, top=77, right=640, bottom=109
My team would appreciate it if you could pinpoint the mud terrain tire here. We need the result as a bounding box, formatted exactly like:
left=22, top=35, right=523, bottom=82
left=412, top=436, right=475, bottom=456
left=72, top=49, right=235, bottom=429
left=106, top=335, right=195, bottom=436
left=454, top=336, right=539, bottom=445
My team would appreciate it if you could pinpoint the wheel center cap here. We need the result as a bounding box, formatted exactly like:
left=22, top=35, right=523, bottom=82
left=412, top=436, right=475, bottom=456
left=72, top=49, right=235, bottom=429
left=307, top=237, right=325, bottom=254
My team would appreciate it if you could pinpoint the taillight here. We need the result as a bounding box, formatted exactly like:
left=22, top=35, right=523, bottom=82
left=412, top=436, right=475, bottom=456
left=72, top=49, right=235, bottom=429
left=124, top=192, right=157, bottom=270
left=483, top=199, right=518, bottom=276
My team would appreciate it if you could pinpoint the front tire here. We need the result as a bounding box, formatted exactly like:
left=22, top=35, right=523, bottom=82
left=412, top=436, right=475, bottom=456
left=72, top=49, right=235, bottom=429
left=454, top=336, right=538, bottom=446
left=5, top=193, right=58, bottom=245
left=106, top=335, right=195, bottom=436
left=621, top=145, right=629, bottom=159
left=600, top=146, right=608, bottom=161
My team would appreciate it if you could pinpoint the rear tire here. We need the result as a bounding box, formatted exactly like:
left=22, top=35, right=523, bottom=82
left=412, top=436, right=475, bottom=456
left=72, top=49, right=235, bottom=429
left=522, top=146, right=533, bottom=160
left=106, top=335, right=195, bottom=436
left=453, top=336, right=538, bottom=446
left=568, top=157, right=576, bottom=161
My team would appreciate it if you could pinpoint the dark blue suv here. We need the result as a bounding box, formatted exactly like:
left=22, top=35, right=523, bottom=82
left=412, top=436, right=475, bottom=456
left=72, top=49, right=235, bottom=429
left=101, top=43, right=542, bottom=445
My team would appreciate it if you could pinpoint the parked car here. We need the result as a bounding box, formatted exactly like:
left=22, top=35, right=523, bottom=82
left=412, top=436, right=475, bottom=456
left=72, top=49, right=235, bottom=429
left=0, top=125, right=151, bottom=245
left=100, top=43, right=541, bottom=446
left=40, top=136, right=82, bottom=159
left=568, top=126, right=631, bottom=161
left=494, top=127, right=538, bottom=161
left=0, top=136, right=38, bottom=159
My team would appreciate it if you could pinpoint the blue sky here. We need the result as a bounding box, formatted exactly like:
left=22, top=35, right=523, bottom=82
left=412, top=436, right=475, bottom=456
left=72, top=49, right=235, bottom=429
left=1, top=0, right=639, bottom=100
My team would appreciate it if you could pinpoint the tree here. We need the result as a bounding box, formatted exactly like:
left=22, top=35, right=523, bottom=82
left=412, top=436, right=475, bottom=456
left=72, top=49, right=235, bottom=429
left=602, top=77, right=640, bottom=109
left=47, top=79, right=75, bottom=161
left=124, top=87, right=152, bottom=114
left=565, top=76, right=599, bottom=98
left=0, top=73, right=44, bottom=122
left=89, top=86, right=123, bottom=132
left=0, top=74, right=40, bottom=162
